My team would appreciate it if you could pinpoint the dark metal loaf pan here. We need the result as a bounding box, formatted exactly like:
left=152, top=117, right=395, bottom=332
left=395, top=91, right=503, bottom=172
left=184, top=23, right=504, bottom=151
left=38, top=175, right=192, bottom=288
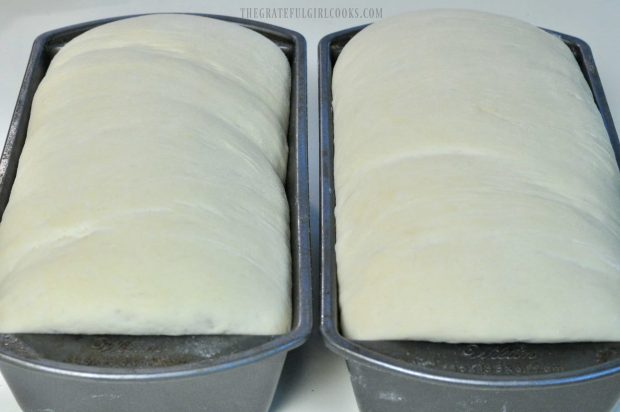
left=0, top=13, right=311, bottom=412
left=319, top=24, right=620, bottom=412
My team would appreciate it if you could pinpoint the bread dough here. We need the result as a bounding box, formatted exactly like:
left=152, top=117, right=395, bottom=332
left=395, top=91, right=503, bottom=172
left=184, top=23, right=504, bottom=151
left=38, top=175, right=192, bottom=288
left=333, top=10, right=620, bottom=342
left=0, top=14, right=291, bottom=335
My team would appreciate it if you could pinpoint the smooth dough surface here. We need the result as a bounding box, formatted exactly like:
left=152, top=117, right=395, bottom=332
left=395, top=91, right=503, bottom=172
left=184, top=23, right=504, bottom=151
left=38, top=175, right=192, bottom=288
left=0, top=14, right=291, bottom=335
left=333, top=10, right=620, bottom=342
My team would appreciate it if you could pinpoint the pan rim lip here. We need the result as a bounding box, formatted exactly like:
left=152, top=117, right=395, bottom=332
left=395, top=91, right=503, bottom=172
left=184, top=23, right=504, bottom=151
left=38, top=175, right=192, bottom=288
left=0, top=12, right=312, bottom=381
left=318, top=23, right=620, bottom=388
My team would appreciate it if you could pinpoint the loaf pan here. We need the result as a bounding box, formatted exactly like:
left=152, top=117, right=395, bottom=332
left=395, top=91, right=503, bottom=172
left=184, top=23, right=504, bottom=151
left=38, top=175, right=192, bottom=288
left=0, top=13, right=311, bottom=412
left=320, top=24, right=620, bottom=412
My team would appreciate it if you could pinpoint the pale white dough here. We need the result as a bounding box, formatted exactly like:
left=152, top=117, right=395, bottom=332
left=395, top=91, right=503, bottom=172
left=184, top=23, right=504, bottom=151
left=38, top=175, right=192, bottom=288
left=333, top=10, right=620, bottom=342
left=0, top=14, right=292, bottom=335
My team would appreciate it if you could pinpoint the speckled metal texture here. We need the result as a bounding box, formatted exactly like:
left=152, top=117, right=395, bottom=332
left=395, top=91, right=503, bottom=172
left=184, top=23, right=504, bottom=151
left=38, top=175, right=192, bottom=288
left=0, top=13, right=311, bottom=412
left=320, top=24, right=620, bottom=412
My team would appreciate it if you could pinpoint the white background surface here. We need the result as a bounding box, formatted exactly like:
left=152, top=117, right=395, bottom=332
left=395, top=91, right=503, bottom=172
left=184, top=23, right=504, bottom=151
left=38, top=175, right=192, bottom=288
left=0, top=0, right=619, bottom=411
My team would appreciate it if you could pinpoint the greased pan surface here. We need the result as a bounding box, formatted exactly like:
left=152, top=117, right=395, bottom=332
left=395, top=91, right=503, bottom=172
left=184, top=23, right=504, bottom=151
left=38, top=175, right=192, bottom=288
left=0, top=13, right=311, bottom=412
left=319, top=24, right=620, bottom=412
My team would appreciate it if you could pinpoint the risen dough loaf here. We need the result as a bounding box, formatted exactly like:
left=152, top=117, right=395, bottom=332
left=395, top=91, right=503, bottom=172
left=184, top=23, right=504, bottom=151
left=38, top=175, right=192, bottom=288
left=333, top=10, right=620, bottom=342
left=0, top=14, right=291, bottom=335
